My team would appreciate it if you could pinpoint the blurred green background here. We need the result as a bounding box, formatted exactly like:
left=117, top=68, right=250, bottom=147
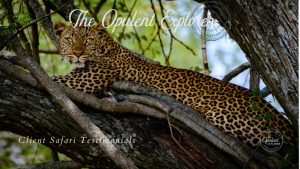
left=0, top=0, right=282, bottom=168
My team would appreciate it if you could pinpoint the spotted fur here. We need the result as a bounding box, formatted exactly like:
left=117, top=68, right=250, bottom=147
left=53, top=25, right=295, bottom=147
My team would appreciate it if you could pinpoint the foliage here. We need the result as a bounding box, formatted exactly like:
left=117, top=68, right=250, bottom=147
left=0, top=26, right=15, bottom=50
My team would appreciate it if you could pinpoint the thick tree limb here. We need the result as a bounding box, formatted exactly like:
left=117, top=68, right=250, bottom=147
left=0, top=72, right=242, bottom=169
left=0, top=58, right=290, bottom=169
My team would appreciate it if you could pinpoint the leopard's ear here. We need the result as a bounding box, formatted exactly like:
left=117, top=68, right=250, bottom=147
left=95, top=23, right=106, bottom=31
left=53, top=22, right=67, bottom=37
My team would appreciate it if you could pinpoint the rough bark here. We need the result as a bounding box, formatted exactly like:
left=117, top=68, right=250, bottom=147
left=196, top=0, right=298, bottom=129
left=0, top=72, right=244, bottom=169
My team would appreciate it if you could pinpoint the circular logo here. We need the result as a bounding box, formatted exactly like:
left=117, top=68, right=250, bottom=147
left=191, top=1, right=231, bottom=41
left=260, top=129, right=283, bottom=152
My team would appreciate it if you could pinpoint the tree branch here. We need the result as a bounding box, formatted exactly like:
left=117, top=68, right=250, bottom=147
left=223, top=62, right=250, bottom=82
left=0, top=71, right=242, bottom=169
left=201, top=7, right=209, bottom=75
left=0, top=54, right=287, bottom=169
left=25, top=0, right=40, bottom=64
left=0, top=61, right=284, bottom=168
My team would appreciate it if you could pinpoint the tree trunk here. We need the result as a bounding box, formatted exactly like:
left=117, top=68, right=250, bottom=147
left=0, top=72, right=244, bottom=169
left=197, top=0, right=298, bottom=129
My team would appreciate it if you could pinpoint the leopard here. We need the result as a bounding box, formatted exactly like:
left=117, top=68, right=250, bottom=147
left=52, top=24, right=295, bottom=147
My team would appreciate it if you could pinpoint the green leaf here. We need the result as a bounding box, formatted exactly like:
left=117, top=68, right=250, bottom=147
left=17, top=15, right=31, bottom=26
left=194, top=66, right=202, bottom=72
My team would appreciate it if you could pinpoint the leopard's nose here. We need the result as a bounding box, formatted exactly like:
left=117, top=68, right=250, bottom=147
left=73, top=51, right=83, bottom=57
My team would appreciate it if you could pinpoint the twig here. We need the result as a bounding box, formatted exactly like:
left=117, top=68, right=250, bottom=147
left=222, top=62, right=251, bottom=82
left=141, top=28, right=159, bottom=55
left=132, top=26, right=145, bottom=53
left=94, top=0, right=107, bottom=16
left=109, top=0, right=117, bottom=24
left=118, top=0, right=138, bottom=43
left=150, top=0, right=196, bottom=65
left=158, top=0, right=196, bottom=57
left=157, top=0, right=174, bottom=64
left=32, top=143, right=40, bottom=164
left=149, top=0, right=169, bottom=65
left=82, top=0, right=93, bottom=21
left=25, top=0, right=40, bottom=64
left=166, top=111, right=206, bottom=169
left=41, top=0, right=78, bottom=22
left=119, top=0, right=145, bottom=53
left=154, top=0, right=173, bottom=65
left=39, top=49, right=59, bottom=54
left=224, top=62, right=270, bottom=97
left=81, top=0, right=102, bottom=23
left=12, top=1, right=34, bottom=57
left=18, top=24, right=34, bottom=57
left=44, top=1, right=52, bottom=24
left=201, top=7, right=209, bottom=75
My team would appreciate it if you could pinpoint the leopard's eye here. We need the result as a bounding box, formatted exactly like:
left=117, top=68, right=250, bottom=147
left=86, top=38, right=93, bottom=43
left=64, top=37, right=73, bottom=43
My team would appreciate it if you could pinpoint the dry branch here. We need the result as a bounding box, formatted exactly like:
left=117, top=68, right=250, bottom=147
left=222, top=62, right=250, bottom=82
left=25, top=0, right=40, bottom=64
left=201, top=7, right=209, bottom=75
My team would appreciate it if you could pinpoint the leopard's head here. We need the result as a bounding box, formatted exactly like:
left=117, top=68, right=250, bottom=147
left=59, top=24, right=110, bottom=68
